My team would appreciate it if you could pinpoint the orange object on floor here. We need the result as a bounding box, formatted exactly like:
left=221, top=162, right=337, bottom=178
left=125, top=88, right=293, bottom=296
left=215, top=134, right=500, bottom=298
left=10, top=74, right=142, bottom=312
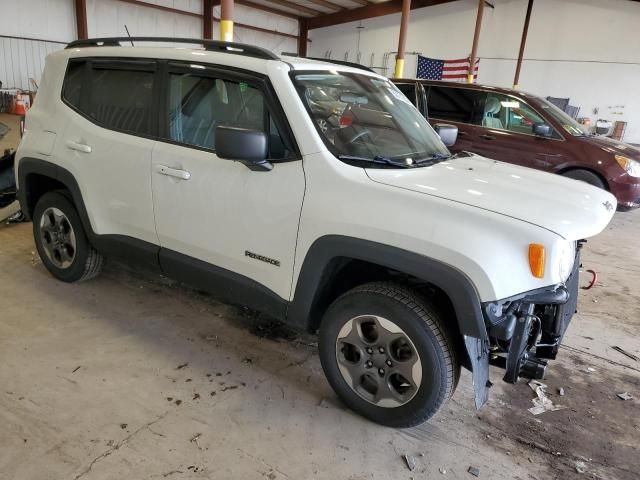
left=14, top=98, right=26, bottom=116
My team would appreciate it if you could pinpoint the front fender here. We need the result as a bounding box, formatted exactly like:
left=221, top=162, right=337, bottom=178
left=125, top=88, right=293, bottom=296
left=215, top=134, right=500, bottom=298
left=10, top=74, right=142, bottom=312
left=287, top=235, right=490, bottom=408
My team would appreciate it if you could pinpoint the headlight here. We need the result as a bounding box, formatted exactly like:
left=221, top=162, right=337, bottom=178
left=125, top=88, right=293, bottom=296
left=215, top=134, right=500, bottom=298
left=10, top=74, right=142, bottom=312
left=615, top=155, right=640, bottom=177
left=557, top=241, right=576, bottom=281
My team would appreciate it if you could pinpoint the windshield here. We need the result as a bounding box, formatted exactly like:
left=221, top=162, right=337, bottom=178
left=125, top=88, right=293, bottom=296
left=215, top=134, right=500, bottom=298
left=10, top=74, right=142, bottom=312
left=538, top=98, right=589, bottom=136
left=293, top=71, right=449, bottom=167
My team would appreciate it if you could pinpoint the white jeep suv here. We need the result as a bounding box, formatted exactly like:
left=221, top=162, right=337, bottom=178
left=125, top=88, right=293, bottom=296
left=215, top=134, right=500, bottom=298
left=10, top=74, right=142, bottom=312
left=15, top=37, right=616, bottom=427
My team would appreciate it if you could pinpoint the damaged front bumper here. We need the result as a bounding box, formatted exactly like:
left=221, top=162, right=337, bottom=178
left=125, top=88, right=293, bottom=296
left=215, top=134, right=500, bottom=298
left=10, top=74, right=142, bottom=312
left=481, top=246, right=582, bottom=387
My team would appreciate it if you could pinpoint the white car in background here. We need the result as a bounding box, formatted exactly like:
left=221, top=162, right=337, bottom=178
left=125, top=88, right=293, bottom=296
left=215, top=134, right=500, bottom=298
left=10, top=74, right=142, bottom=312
left=15, top=38, right=615, bottom=427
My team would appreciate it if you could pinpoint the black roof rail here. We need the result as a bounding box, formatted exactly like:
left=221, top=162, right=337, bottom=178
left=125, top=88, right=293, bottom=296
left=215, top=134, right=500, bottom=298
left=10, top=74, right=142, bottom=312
left=66, top=37, right=279, bottom=61
left=281, top=53, right=376, bottom=74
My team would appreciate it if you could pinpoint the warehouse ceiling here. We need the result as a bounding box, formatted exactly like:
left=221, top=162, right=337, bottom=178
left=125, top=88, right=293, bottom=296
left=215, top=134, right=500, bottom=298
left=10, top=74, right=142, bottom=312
left=237, top=0, right=461, bottom=23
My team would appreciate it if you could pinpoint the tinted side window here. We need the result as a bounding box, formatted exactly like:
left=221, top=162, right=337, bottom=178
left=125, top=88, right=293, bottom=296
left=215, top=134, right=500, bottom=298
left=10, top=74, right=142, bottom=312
left=62, top=60, right=84, bottom=107
left=167, top=72, right=289, bottom=159
left=87, top=66, right=155, bottom=136
left=395, top=83, right=417, bottom=106
left=63, top=59, right=156, bottom=137
left=426, top=86, right=481, bottom=124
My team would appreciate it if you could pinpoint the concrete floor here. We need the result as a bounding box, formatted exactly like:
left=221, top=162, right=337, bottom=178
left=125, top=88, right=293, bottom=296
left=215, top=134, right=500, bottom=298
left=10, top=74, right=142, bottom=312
left=1, top=111, right=639, bottom=480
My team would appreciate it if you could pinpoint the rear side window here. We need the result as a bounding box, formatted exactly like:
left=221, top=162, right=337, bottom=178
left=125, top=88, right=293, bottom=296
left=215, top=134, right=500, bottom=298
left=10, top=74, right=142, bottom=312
left=426, top=85, right=482, bottom=124
left=62, top=61, right=84, bottom=107
left=62, top=59, right=156, bottom=137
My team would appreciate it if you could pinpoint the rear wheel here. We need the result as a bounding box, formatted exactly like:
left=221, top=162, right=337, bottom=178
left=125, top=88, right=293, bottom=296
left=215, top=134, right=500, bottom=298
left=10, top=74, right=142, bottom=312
left=562, top=169, right=606, bottom=190
left=33, top=191, right=103, bottom=282
left=319, top=282, right=459, bottom=427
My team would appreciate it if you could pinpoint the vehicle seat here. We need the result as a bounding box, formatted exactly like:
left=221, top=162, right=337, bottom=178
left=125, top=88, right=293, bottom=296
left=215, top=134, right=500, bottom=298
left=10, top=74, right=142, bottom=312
left=483, top=96, right=503, bottom=129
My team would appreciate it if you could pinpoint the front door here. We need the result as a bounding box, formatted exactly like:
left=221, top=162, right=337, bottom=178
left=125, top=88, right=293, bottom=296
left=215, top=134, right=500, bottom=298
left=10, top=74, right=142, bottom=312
left=424, top=84, right=484, bottom=153
left=151, top=62, right=305, bottom=313
left=472, top=92, right=565, bottom=170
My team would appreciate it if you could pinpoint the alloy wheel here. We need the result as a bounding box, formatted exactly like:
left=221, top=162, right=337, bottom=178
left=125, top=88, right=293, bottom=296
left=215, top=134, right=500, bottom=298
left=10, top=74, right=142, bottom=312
left=39, top=207, right=77, bottom=269
left=335, top=315, right=422, bottom=408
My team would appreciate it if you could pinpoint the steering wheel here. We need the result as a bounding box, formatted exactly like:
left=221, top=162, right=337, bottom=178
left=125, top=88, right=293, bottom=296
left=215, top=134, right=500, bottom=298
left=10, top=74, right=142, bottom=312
left=347, top=129, right=372, bottom=144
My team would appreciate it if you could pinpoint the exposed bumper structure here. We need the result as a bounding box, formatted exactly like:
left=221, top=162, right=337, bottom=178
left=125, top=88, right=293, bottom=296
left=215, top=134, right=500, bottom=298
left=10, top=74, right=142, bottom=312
left=482, top=247, right=582, bottom=385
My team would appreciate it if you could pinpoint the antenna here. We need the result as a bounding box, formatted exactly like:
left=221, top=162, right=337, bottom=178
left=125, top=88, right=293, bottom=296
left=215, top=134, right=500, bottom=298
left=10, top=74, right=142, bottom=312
left=124, top=25, right=134, bottom=46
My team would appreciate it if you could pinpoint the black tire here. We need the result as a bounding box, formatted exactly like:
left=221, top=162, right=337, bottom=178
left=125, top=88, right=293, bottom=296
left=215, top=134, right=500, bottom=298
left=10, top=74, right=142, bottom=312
left=562, top=169, right=606, bottom=190
left=319, top=282, right=460, bottom=428
left=33, top=191, right=103, bottom=282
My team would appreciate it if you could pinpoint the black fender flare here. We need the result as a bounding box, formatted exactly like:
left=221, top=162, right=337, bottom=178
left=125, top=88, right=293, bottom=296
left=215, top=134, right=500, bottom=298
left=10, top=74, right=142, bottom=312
left=17, top=157, right=160, bottom=269
left=18, top=157, right=90, bottom=227
left=287, top=235, right=491, bottom=408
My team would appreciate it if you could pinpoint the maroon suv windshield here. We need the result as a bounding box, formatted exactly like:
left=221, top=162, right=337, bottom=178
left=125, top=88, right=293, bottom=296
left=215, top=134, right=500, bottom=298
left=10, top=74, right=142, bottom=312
left=537, top=99, right=590, bottom=136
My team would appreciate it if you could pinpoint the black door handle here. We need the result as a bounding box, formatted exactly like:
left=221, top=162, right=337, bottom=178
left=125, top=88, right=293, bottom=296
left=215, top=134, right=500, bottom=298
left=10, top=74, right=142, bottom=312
left=480, top=134, right=495, bottom=140
left=458, top=130, right=468, bottom=136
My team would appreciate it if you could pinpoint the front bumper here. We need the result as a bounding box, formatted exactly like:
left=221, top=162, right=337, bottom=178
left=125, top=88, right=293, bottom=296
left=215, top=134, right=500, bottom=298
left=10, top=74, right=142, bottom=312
left=482, top=249, right=581, bottom=383
left=610, top=175, right=640, bottom=211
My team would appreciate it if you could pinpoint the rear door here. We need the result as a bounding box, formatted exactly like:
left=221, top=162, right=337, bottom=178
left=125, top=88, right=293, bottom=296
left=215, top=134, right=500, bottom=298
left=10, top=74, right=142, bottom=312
left=424, top=84, right=483, bottom=152
left=472, top=92, right=564, bottom=169
left=59, top=58, right=159, bottom=258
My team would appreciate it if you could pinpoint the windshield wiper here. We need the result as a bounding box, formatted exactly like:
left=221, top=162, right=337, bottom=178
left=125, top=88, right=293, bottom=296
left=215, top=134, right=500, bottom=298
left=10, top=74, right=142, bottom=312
left=413, top=152, right=452, bottom=166
left=337, top=155, right=413, bottom=168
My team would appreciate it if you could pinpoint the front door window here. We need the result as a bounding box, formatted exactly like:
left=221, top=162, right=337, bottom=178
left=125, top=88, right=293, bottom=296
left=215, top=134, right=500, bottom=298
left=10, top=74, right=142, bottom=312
left=482, top=93, right=560, bottom=139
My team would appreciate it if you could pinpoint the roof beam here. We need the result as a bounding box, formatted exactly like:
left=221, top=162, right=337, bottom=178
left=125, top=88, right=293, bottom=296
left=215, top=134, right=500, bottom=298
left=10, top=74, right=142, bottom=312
left=307, top=0, right=457, bottom=29
left=114, top=0, right=201, bottom=17
left=235, top=0, right=301, bottom=19
left=347, top=0, right=372, bottom=6
left=111, top=0, right=302, bottom=42
left=305, top=0, right=345, bottom=11
left=259, top=0, right=325, bottom=16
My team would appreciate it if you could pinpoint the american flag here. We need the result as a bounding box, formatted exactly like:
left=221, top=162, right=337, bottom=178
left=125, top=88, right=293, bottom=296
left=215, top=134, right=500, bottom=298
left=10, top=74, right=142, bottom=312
left=416, top=55, right=480, bottom=82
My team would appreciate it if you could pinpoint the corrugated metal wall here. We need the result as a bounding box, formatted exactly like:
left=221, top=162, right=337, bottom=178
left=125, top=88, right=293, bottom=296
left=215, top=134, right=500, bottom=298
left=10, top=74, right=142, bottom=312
left=0, top=36, right=65, bottom=90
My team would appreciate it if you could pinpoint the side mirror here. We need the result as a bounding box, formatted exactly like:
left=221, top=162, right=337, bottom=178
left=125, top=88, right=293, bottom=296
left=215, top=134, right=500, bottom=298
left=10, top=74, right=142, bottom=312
left=215, top=126, right=272, bottom=171
left=433, top=123, right=458, bottom=147
left=532, top=122, right=552, bottom=137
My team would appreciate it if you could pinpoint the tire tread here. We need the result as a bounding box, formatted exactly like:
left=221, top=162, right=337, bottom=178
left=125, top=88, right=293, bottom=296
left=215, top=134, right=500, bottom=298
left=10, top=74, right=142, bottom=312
left=326, top=281, right=460, bottom=426
left=34, top=190, right=104, bottom=283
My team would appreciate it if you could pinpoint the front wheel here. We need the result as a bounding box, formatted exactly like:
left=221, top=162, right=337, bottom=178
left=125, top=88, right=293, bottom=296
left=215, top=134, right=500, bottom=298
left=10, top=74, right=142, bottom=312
left=561, top=169, right=606, bottom=190
left=319, top=282, right=459, bottom=428
left=33, top=191, right=103, bottom=282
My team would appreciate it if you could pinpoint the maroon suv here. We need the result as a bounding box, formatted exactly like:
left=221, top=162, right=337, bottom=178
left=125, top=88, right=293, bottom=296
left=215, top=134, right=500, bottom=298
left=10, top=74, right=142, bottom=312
left=393, top=79, right=640, bottom=211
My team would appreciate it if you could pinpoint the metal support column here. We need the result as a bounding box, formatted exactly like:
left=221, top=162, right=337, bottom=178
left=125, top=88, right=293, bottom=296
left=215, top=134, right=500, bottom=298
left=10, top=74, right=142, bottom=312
left=513, top=0, right=534, bottom=90
left=394, top=0, right=411, bottom=78
left=468, top=0, right=485, bottom=84
left=75, top=0, right=88, bottom=40
left=203, top=0, right=214, bottom=39
left=220, top=0, right=234, bottom=42
left=298, top=18, right=308, bottom=57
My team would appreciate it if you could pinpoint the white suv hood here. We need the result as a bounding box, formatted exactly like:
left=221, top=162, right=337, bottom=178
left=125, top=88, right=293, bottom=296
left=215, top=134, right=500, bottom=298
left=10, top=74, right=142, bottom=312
left=365, top=154, right=616, bottom=240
